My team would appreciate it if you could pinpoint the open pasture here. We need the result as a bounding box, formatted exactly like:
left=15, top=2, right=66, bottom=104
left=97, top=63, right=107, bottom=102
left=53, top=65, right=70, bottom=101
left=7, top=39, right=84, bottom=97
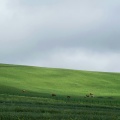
left=0, top=64, right=120, bottom=119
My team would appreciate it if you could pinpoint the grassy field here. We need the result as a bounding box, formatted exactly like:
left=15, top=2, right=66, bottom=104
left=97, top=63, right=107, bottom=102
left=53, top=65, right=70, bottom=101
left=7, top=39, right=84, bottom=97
left=0, top=63, right=120, bottom=120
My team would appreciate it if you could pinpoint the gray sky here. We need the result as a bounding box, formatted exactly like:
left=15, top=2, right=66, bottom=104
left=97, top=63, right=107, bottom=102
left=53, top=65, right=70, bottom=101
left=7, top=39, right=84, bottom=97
left=0, top=0, right=120, bottom=72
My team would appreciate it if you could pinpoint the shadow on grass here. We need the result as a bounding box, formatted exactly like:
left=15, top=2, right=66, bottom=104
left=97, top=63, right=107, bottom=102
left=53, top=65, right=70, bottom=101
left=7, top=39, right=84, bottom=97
left=0, top=85, right=120, bottom=120
left=0, top=85, right=120, bottom=102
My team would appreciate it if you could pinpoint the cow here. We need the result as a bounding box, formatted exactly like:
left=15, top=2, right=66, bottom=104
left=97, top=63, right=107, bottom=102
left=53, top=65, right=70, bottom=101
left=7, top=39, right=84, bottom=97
left=22, top=90, right=26, bottom=93
left=51, top=94, right=56, bottom=97
left=67, top=96, right=71, bottom=99
left=90, top=93, right=93, bottom=96
left=86, top=94, right=90, bottom=97
left=90, top=93, right=94, bottom=97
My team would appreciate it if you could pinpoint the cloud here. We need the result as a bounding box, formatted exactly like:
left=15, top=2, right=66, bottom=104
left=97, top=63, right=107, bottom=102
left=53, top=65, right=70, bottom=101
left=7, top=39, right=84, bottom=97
left=0, top=0, right=120, bottom=72
left=24, top=48, right=120, bottom=72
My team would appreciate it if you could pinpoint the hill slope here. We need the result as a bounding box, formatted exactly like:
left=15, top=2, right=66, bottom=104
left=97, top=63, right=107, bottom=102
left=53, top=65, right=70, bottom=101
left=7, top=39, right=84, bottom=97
left=0, top=63, right=120, bottom=97
left=0, top=63, right=120, bottom=119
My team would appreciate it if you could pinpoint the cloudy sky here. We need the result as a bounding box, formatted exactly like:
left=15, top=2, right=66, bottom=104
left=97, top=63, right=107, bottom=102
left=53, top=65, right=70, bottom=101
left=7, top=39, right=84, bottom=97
left=0, top=0, right=120, bottom=72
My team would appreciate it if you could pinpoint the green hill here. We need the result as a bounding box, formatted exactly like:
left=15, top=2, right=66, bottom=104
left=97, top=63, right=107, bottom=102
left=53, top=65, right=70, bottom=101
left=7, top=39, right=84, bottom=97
left=0, top=63, right=120, bottom=96
left=0, top=63, right=120, bottom=120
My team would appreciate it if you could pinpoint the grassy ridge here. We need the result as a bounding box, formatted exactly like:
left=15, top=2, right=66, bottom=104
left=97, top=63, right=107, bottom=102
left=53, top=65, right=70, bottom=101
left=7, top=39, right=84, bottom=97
left=0, top=63, right=120, bottom=120
left=0, top=63, right=120, bottom=96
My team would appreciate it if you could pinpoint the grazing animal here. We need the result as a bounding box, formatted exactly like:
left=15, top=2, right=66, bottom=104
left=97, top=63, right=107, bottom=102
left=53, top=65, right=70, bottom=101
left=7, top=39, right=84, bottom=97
left=91, top=95, right=94, bottom=97
left=22, top=90, right=26, bottom=93
left=90, top=93, right=94, bottom=97
left=86, top=95, right=90, bottom=97
left=67, top=96, right=71, bottom=99
left=90, top=93, right=93, bottom=95
left=52, top=94, right=56, bottom=97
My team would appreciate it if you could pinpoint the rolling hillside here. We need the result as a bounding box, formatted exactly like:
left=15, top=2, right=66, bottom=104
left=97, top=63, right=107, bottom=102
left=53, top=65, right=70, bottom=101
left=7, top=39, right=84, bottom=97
left=0, top=63, right=120, bottom=97
left=0, top=63, right=120, bottom=120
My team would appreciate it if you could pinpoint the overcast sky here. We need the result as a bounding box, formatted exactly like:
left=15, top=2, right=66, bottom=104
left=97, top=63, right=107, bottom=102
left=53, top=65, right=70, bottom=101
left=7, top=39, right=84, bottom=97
left=0, top=0, right=120, bottom=72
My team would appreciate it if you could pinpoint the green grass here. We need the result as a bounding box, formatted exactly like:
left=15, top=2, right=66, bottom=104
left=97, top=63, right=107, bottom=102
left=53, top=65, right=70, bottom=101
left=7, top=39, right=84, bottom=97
left=0, top=63, right=120, bottom=120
